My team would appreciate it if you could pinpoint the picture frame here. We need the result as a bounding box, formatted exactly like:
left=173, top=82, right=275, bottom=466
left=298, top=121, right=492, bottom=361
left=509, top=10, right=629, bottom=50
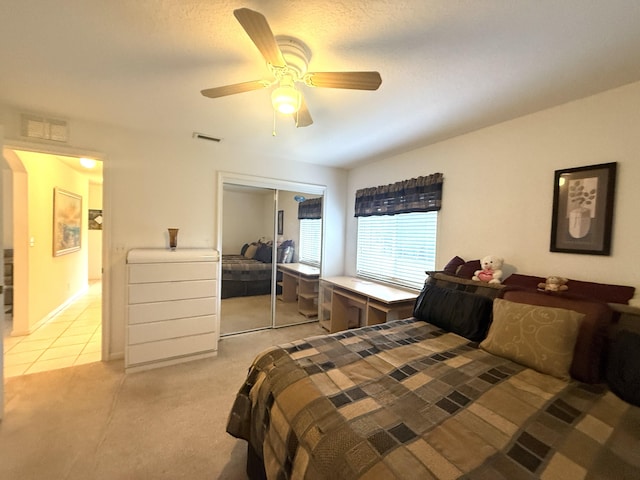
left=550, top=162, right=617, bottom=255
left=277, top=210, right=284, bottom=235
left=53, top=187, right=82, bottom=256
left=88, top=209, right=103, bottom=230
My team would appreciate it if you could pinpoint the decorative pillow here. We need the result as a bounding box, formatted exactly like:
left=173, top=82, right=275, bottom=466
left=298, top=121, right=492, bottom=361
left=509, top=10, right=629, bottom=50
left=480, top=298, right=584, bottom=380
left=456, top=259, right=482, bottom=279
left=442, top=256, right=465, bottom=275
left=243, top=243, right=258, bottom=259
left=502, top=290, right=613, bottom=383
left=413, top=283, right=494, bottom=341
left=254, top=243, right=272, bottom=263
left=426, top=272, right=506, bottom=299
left=606, top=330, right=640, bottom=407
left=279, top=246, right=293, bottom=263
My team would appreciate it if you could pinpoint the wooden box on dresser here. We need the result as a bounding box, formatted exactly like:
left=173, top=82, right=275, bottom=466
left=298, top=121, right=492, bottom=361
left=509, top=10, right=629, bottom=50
left=126, top=248, right=219, bottom=372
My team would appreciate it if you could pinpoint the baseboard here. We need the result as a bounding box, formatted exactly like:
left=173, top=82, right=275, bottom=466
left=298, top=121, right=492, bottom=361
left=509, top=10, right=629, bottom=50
left=19, top=285, right=90, bottom=335
left=125, top=350, right=218, bottom=374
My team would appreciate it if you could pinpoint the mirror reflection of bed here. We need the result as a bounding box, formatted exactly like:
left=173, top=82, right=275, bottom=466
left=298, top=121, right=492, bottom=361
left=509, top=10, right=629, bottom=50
left=220, top=180, right=323, bottom=336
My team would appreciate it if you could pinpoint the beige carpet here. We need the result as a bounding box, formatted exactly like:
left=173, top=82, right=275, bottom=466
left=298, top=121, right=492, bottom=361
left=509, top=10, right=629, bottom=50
left=220, top=294, right=316, bottom=335
left=0, top=322, right=324, bottom=480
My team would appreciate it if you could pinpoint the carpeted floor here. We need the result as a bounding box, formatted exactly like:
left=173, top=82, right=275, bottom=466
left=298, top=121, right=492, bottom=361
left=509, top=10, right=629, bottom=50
left=220, top=294, right=316, bottom=335
left=0, top=321, right=324, bottom=480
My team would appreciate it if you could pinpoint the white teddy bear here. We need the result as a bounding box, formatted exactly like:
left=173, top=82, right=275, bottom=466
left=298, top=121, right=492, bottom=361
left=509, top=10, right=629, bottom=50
left=472, top=255, right=504, bottom=284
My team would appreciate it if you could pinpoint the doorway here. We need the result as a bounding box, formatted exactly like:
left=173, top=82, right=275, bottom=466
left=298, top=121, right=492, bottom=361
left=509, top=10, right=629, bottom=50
left=2, top=148, right=105, bottom=377
left=217, top=173, right=325, bottom=336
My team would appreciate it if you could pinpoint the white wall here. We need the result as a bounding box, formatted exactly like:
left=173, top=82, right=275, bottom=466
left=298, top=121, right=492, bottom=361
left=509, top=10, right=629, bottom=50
left=0, top=107, right=348, bottom=358
left=346, top=81, right=640, bottom=305
left=222, top=188, right=275, bottom=254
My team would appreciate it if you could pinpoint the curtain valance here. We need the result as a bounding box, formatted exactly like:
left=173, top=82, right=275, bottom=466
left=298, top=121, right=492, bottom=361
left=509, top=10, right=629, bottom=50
left=354, top=173, right=443, bottom=217
left=298, top=197, right=322, bottom=219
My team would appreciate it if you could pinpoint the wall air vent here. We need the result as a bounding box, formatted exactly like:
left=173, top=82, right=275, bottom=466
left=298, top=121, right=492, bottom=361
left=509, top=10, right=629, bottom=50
left=192, top=132, right=221, bottom=143
left=20, top=113, right=69, bottom=142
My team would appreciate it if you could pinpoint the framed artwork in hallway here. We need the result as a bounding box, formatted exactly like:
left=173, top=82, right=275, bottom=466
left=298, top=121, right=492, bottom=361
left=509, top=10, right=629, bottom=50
left=53, top=187, right=82, bottom=256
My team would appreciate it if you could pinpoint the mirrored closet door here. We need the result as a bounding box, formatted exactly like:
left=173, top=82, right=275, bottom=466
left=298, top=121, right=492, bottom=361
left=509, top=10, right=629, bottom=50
left=274, top=190, right=322, bottom=327
left=218, top=174, right=325, bottom=336
left=219, top=184, right=275, bottom=335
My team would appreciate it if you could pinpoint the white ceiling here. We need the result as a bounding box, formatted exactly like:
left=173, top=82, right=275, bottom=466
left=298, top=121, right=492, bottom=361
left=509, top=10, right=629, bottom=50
left=1, top=1, right=639, bottom=169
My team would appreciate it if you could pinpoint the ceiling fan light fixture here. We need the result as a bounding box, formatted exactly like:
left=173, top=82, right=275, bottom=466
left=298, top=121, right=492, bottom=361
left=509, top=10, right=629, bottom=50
left=271, top=84, right=302, bottom=114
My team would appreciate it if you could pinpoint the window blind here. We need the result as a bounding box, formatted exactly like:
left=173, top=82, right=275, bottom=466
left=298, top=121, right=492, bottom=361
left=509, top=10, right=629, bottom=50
left=356, top=211, right=437, bottom=290
left=298, top=218, right=321, bottom=266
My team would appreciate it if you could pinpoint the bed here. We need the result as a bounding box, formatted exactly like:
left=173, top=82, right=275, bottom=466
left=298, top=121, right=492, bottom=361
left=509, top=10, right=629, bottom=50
left=221, top=255, right=274, bottom=299
left=221, top=241, right=295, bottom=299
left=226, top=272, right=640, bottom=479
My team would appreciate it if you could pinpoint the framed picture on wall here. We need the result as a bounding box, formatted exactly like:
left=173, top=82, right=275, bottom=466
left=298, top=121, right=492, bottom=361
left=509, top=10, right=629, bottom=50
left=53, top=187, right=82, bottom=256
left=88, top=209, right=103, bottom=230
left=550, top=162, right=617, bottom=255
left=277, top=210, right=284, bottom=235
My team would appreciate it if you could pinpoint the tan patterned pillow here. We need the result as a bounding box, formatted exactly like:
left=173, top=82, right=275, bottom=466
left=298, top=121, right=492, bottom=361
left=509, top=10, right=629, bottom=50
left=480, top=298, right=584, bottom=380
left=244, top=243, right=258, bottom=259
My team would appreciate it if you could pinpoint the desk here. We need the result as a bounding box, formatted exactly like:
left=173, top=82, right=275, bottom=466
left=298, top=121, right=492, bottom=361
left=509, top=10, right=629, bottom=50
left=277, top=263, right=320, bottom=317
left=319, top=276, right=418, bottom=333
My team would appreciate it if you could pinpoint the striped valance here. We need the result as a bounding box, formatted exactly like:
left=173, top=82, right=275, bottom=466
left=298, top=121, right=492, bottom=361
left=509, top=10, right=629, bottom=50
left=354, top=173, right=443, bottom=217
left=298, top=197, right=322, bottom=220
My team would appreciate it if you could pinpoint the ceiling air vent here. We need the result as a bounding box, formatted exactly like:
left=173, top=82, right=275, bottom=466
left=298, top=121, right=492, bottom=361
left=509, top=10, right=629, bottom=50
left=192, top=132, right=221, bottom=143
left=20, top=113, right=69, bottom=142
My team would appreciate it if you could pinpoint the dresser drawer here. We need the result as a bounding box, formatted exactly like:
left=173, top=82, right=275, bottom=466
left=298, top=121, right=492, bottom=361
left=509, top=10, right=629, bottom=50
left=128, top=279, right=216, bottom=304
left=128, top=314, right=216, bottom=344
left=128, top=297, right=216, bottom=324
left=128, top=261, right=217, bottom=284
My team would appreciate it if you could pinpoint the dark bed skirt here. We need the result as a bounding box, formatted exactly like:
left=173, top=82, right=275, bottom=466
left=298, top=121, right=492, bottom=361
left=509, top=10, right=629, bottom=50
left=221, top=280, right=273, bottom=299
left=221, top=273, right=284, bottom=299
left=246, top=443, right=267, bottom=480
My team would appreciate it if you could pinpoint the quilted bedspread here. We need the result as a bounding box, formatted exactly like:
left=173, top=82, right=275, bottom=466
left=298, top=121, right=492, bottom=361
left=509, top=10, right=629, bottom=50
left=221, top=254, right=272, bottom=282
left=227, top=318, right=640, bottom=479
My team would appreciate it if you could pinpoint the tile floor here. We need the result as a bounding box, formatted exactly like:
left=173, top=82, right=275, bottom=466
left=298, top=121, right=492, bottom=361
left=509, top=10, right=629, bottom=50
left=3, top=281, right=102, bottom=378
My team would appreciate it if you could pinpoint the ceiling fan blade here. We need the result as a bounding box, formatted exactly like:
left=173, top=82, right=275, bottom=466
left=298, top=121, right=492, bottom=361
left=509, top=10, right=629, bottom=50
left=200, top=80, right=268, bottom=98
left=305, top=71, right=382, bottom=90
left=295, top=96, right=313, bottom=128
left=233, top=8, right=286, bottom=67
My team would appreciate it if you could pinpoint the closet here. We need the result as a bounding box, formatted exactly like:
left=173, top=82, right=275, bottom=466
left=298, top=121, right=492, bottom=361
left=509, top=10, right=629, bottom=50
left=218, top=173, right=324, bottom=336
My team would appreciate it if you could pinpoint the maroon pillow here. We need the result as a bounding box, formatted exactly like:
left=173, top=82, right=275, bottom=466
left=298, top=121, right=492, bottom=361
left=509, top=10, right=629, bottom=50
left=457, top=260, right=481, bottom=279
left=442, top=256, right=465, bottom=275
left=502, top=290, right=613, bottom=383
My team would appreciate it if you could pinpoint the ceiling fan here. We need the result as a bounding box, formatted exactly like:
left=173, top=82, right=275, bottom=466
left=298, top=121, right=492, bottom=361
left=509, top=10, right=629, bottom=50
left=201, top=8, right=382, bottom=128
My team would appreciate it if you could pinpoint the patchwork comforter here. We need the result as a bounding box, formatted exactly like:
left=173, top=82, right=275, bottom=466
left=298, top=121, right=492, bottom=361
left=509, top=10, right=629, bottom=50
left=227, top=318, right=640, bottom=479
left=222, top=254, right=273, bottom=282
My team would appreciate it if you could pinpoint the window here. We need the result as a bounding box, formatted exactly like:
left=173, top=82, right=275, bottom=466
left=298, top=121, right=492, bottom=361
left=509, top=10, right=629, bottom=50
left=298, top=218, right=321, bottom=266
left=356, top=211, right=437, bottom=290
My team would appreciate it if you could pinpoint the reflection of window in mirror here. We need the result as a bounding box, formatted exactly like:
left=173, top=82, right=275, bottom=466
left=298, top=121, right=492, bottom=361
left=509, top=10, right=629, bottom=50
left=297, top=196, right=322, bottom=267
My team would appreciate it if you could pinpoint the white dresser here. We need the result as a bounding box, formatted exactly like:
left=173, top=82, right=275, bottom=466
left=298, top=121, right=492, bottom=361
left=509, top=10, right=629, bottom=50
left=126, top=248, right=219, bottom=372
